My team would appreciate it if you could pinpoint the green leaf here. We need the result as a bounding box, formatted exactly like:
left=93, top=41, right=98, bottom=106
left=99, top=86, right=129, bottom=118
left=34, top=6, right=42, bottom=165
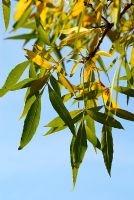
left=114, top=86, right=134, bottom=97
left=45, top=110, right=81, bottom=127
left=8, top=78, right=36, bottom=91
left=50, top=75, right=61, bottom=97
left=75, top=90, right=98, bottom=101
left=6, top=33, right=36, bottom=40
left=44, top=126, right=66, bottom=136
left=70, top=122, right=87, bottom=187
left=86, top=110, right=124, bottom=129
left=106, top=58, right=118, bottom=72
left=18, top=94, right=41, bottom=150
left=48, top=85, right=76, bottom=135
left=85, top=125, right=97, bottom=148
left=113, top=0, right=121, bottom=27
left=36, top=20, right=50, bottom=45
left=0, top=61, right=29, bottom=96
left=62, top=93, right=73, bottom=103
left=97, top=56, right=110, bottom=83
left=20, top=95, right=36, bottom=119
left=101, top=125, right=113, bottom=175
left=29, top=72, right=50, bottom=97
left=2, top=0, right=11, bottom=30
left=110, top=108, right=134, bottom=121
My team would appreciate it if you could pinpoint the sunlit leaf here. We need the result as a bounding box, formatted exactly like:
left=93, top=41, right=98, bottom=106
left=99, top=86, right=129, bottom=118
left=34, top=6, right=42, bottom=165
left=101, top=125, right=113, bottom=175
left=70, top=121, right=87, bottom=187
left=25, top=49, right=53, bottom=69
left=0, top=61, right=29, bottom=96
left=2, top=0, right=11, bottom=29
left=18, top=94, right=41, bottom=150
left=20, top=95, right=36, bottom=119
left=59, top=73, right=74, bottom=94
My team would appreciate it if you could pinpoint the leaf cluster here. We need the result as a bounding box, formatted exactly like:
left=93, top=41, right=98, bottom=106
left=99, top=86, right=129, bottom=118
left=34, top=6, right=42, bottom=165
left=1, top=0, right=134, bottom=186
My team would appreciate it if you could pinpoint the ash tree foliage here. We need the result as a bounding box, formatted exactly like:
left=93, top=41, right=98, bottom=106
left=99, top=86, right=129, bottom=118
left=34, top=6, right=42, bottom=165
left=1, top=0, right=134, bottom=186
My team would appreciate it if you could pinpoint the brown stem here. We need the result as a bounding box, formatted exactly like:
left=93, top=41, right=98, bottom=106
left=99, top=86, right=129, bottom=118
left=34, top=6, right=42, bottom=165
left=86, top=3, right=134, bottom=61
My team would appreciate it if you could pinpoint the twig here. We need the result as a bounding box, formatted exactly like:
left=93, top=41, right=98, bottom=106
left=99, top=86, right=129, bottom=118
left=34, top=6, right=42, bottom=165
left=86, top=3, right=134, bottom=61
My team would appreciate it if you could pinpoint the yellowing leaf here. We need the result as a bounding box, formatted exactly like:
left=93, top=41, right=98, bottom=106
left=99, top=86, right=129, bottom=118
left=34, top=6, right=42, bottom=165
left=25, top=49, right=53, bottom=69
left=102, top=89, right=120, bottom=108
left=83, top=14, right=96, bottom=27
left=70, top=62, right=79, bottom=77
left=36, top=1, right=47, bottom=22
left=60, top=29, right=95, bottom=47
left=14, top=0, right=32, bottom=21
left=71, top=0, right=84, bottom=17
left=130, top=47, right=134, bottom=68
left=61, top=27, right=88, bottom=35
left=113, top=0, right=121, bottom=27
left=95, top=2, right=103, bottom=25
left=96, top=51, right=112, bottom=57
left=59, top=73, right=74, bottom=94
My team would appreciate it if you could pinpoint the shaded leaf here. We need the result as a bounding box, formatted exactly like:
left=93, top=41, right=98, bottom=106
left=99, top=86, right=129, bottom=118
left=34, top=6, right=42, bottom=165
left=114, top=86, right=134, bottom=97
left=48, top=85, right=75, bottom=135
left=110, top=108, right=134, bottom=121
left=86, top=110, right=124, bottom=129
left=50, top=75, right=61, bottom=97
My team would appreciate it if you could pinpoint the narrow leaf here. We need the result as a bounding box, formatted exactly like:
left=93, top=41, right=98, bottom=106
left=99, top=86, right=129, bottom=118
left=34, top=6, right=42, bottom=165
left=101, top=125, right=113, bottom=175
left=2, top=0, right=11, bottom=29
left=86, top=110, right=124, bottom=129
left=114, top=86, right=134, bottom=97
left=48, top=85, right=75, bottom=135
left=18, top=94, right=41, bottom=150
left=110, top=108, right=134, bottom=121
left=0, top=61, right=29, bottom=96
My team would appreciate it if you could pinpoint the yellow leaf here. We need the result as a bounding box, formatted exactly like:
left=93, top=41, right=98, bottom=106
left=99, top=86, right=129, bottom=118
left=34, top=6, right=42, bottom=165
left=34, top=45, right=57, bottom=63
left=83, top=14, right=96, bottom=27
left=130, top=47, right=134, bottom=68
left=61, top=27, right=88, bottom=35
left=96, top=51, right=112, bottom=57
left=71, top=0, right=84, bottom=17
left=102, top=89, right=119, bottom=108
left=59, top=73, right=74, bottom=94
left=83, top=65, right=92, bottom=82
left=60, top=28, right=95, bottom=47
left=14, top=0, right=32, bottom=21
left=95, top=2, right=103, bottom=25
left=25, top=49, right=53, bottom=69
left=36, top=1, right=47, bottom=22
left=113, top=0, right=121, bottom=26
left=70, top=63, right=79, bottom=77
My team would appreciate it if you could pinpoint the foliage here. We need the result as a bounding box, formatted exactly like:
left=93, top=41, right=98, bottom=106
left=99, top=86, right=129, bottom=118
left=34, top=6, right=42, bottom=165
left=1, top=0, right=134, bottom=186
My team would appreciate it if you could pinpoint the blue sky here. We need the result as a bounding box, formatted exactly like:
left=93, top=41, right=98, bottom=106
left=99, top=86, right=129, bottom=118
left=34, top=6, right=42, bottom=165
left=0, top=3, right=134, bottom=200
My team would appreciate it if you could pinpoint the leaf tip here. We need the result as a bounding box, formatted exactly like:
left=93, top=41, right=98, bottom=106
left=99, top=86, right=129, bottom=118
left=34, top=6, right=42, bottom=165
left=18, top=146, right=23, bottom=150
